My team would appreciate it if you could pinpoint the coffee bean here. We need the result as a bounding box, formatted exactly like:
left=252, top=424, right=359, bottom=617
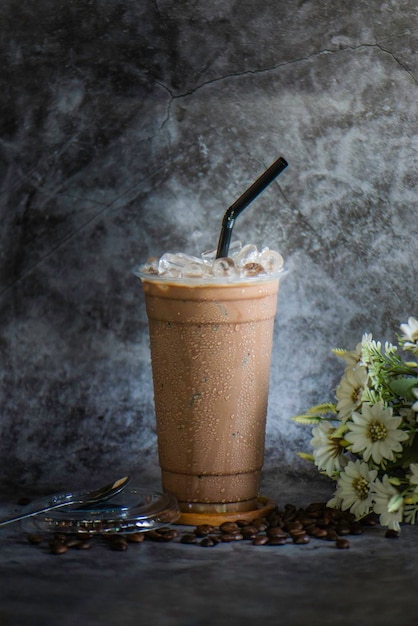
left=156, top=528, right=179, bottom=541
left=126, top=533, right=145, bottom=543
left=336, top=538, right=350, bottom=549
left=336, top=523, right=351, bottom=536
left=252, top=535, right=269, bottom=546
left=325, top=529, right=339, bottom=541
left=219, top=522, right=240, bottom=534
left=194, top=524, right=215, bottom=537
left=267, top=537, right=288, bottom=546
left=65, top=537, right=82, bottom=548
left=252, top=518, right=269, bottom=531
left=293, top=534, right=310, bottom=545
left=349, top=523, right=363, bottom=535
left=385, top=529, right=400, bottom=539
left=289, top=528, right=306, bottom=538
left=240, top=526, right=259, bottom=540
left=180, top=534, right=198, bottom=544
left=74, top=540, right=92, bottom=550
left=110, top=540, right=128, bottom=551
left=266, top=527, right=288, bottom=539
left=222, top=533, right=244, bottom=542
left=284, top=520, right=303, bottom=532
left=49, top=541, right=68, bottom=555
left=310, top=527, right=328, bottom=539
left=200, top=536, right=217, bottom=547
left=27, top=534, right=44, bottom=545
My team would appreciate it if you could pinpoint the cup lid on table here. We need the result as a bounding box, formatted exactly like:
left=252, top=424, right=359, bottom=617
left=21, top=488, right=180, bottom=535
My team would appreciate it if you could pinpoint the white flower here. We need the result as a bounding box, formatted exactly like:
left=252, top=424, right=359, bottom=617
left=336, top=365, right=368, bottom=420
left=345, top=401, right=408, bottom=464
left=333, top=334, right=372, bottom=368
left=328, top=460, right=377, bottom=518
left=400, top=317, right=418, bottom=354
left=372, top=475, right=403, bottom=531
left=409, top=463, right=418, bottom=486
left=412, top=388, right=418, bottom=413
left=400, top=317, right=418, bottom=344
left=310, top=422, right=348, bottom=476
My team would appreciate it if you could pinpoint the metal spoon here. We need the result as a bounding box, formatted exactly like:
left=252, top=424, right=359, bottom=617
left=0, top=476, right=130, bottom=527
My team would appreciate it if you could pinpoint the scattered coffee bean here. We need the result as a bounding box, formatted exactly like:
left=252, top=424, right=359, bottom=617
left=74, top=540, right=92, bottom=550
left=219, top=521, right=240, bottom=534
left=325, top=529, right=339, bottom=541
left=180, top=534, right=198, bottom=544
left=266, top=527, right=288, bottom=539
left=385, top=529, right=400, bottom=539
left=336, top=538, right=350, bottom=549
left=23, top=499, right=401, bottom=555
left=27, top=534, right=44, bottom=545
left=284, top=520, right=304, bottom=532
left=200, top=536, right=217, bottom=547
left=107, top=536, right=128, bottom=551
left=240, top=526, right=259, bottom=540
left=17, top=497, right=31, bottom=506
left=126, top=533, right=145, bottom=543
left=252, top=518, right=269, bottom=532
left=252, top=535, right=269, bottom=546
left=267, top=537, right=288, bottom=546
left=194, top=524, right=215, bottom=537
left=49, top=540, right=68, bottom=555
left=349, top=523, right=363, bottom=535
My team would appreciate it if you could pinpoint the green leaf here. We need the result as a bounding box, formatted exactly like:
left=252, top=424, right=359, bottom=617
left=400, top=435, right=418, bottom=468
left=306, top=403, right=337, bottom=415
left=332, top=348, right=349, bottom=358
left=389, top=377, right=418, bottom=401
left=297, top=452, right=315, bottom=463
left=291, top=415, right=323, bottom=424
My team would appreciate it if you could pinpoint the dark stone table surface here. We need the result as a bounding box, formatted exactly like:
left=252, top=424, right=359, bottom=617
left=1, top=477, right=417, bottom=626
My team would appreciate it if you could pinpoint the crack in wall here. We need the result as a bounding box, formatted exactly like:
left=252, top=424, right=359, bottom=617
left=160, top=37, right=418, bottom=104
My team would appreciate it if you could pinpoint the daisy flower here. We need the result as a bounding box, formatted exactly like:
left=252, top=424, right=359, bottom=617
left=335, top=365, right=368, bottom=420
left=345, top=401, right=408, bottom=464
left=333, top=334, right=372, bottom=368
left=310, top=422, right=348, bottom=476
left=400, top=317, right=418, bottom=354
left=412, top=388, right=418, bottom=413
left=372, top=474, right=403, bottom=531
left=328, top=459, right=377, bottom=518
left=409, top=463, right=418, bottom=486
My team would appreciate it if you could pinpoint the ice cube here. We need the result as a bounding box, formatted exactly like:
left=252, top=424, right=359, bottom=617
left=182, top=263, right=206, bottom=278
left=201, top=248, right=217, bottom=262
left=201, top=241, right=242, bottom=263
left=137, top=257, right=159, bottom=275
left=241, top=262, right=266, bottom=277
left=234, top=244, right=258, bottom=267
left=212, top=257, right=237, bottom=278
left=259, top=248, right=284, bottom=274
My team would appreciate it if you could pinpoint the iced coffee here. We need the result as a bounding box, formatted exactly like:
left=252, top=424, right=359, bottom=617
left=137, top=243, right=283, bottom=514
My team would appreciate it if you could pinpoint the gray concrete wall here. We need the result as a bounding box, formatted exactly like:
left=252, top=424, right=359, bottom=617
left=1, top=0, right=417, bottom=495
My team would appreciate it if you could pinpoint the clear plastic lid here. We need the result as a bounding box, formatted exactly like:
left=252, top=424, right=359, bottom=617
left=21, top=488, right=180, bottom=535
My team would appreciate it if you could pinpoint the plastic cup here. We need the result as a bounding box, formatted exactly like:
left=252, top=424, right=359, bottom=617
left=139, top=268, right=281, bottom=521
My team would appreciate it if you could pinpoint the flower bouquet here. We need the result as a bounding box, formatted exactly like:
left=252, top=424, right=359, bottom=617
left=293, top=317, right=418, bottom=531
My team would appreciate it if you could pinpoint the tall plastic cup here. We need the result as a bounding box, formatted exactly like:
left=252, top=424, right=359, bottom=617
left=138, top=258, right=281, bottom=522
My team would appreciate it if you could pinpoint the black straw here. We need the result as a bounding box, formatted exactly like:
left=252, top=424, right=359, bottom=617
left=216, top=156, right=288, bottom=259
